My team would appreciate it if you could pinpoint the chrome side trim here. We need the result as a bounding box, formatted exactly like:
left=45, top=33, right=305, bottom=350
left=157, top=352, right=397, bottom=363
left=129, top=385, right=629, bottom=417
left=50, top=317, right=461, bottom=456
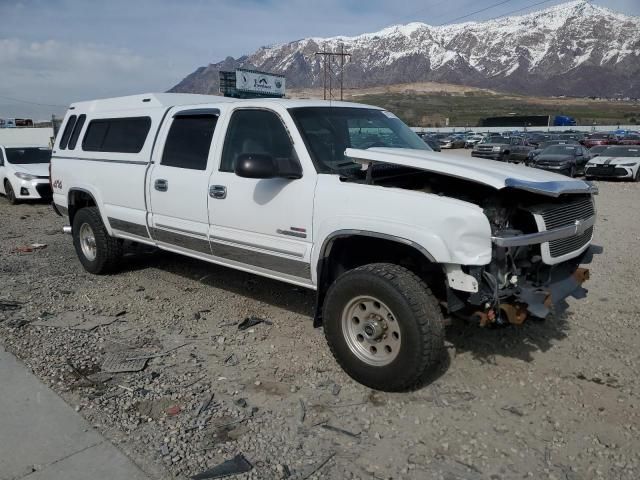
left=210, top=240, right=311, bottom=279
left=108, top=217, right=150, bottom=238
left=277, top=229, right=307, bottom=239
left=152, top=228, right=211, bottom=255
left=52, top=155, right=148, bottom=165
left=492, top=215, right=596, bottom=247
left=210, top=235, right=305, bottom=258
left=155, top=223, right=207, bottom=238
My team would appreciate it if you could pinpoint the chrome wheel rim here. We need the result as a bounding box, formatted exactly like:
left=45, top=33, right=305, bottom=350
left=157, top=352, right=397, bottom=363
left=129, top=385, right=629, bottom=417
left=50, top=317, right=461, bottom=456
left=79, top=223, right=97, bottom=261
left=341, top=295, right=401, bottom=366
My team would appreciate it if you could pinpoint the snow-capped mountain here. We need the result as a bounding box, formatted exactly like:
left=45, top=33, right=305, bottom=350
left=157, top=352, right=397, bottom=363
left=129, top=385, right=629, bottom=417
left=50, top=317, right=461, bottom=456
left=170, top=1, right=640, bottom=97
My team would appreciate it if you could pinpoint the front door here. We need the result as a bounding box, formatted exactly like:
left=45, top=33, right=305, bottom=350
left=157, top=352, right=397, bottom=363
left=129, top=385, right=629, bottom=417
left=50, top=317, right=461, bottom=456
left=207, top=108, right=315, bottom=284
left=147, top=109, right=219, bottom=255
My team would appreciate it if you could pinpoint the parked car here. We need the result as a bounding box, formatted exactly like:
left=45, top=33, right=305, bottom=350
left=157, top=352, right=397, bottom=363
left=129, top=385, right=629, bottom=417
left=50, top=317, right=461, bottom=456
left=439, top=136, right=465, bottom=149
left=51, top=93, right=596, bottom=391
left=617, top=134, right=640, bottom=146
left=0, top=145, right=52, bottom=204
left=584, top=146, right=640, bottom=181
left=581, top=132, right=617, bottom=148
left=588, top=145, right=611, bottom=156
left=464, top=135, right=484, bottom=149
left=471, top=136, right=535, bottom=162
left=416, top=133, right=441, bottom=151
left=526, top=139, right=580, bottom=165
left=530, top=144, right=592, bottom=177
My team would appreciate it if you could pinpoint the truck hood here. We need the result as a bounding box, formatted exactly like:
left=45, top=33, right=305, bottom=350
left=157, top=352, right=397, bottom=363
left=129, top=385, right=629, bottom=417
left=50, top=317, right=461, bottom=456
left=11, top=163, right=50, bottom=177
left=345, top=147, right=594, bottom=198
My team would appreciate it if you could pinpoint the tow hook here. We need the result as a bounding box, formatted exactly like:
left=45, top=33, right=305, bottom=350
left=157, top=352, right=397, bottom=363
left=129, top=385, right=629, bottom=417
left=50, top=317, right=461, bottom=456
left=63, top=225, right=72, bottom=235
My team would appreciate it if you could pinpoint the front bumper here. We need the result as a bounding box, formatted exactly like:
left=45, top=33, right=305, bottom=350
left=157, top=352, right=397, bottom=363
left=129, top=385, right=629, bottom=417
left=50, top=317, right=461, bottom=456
left=585, top=165, right=634, bottom=179
left=14, top=178, right=52, bottom=200
left=471, top=151, right=502, bottom=160
left=532, top=164, right=572, bottom=175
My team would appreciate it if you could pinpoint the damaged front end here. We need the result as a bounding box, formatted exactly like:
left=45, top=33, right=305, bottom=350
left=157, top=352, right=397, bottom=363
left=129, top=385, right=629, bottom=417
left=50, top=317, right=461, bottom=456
left=447, top=191, right=598, bottom=326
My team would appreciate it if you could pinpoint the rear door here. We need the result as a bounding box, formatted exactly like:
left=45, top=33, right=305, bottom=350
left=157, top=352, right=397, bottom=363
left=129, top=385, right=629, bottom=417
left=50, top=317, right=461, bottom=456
left=147, top=108, right=219, bottom=255
left=206, top=107, right=315, bottom=285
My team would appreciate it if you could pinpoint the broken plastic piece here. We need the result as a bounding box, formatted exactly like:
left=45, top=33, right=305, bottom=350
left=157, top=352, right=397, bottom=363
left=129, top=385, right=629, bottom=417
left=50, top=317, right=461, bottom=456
left=237, top=316, right=272, bottom=331
left=191, top=454, right=253, bottom=479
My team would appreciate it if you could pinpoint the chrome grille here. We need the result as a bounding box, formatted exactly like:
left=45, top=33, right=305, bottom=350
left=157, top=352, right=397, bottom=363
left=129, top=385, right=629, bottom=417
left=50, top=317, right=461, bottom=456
left=549, top=226, right=593, bottom=257
left=540, top=197, right=594, bottom=260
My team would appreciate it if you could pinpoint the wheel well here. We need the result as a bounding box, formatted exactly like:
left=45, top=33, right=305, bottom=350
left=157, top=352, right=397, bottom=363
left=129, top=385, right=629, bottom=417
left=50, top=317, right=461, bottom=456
left=68, top=189, right=97, bottom=224
left=314, top=234, right=445, bottom=326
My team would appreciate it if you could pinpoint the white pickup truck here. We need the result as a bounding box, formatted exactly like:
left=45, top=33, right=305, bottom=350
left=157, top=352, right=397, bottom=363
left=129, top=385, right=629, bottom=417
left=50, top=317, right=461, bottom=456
left=51, top=93, right=596, bottom=391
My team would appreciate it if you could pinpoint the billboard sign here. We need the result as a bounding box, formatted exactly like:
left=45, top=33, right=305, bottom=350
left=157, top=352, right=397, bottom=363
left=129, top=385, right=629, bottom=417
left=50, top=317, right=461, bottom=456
left=235, top=69, right=285, bottom=97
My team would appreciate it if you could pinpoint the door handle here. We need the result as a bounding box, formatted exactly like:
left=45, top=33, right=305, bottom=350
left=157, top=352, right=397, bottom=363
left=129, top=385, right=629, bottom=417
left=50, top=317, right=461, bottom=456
left=209, top=185, right=227, bottom=199
left=154, top=179, right=168, bottom=192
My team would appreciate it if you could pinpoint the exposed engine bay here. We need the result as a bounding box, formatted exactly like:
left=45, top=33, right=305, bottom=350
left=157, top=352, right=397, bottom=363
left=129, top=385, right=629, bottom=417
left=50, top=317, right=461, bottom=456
left=343, top=164, right=597, bottom=325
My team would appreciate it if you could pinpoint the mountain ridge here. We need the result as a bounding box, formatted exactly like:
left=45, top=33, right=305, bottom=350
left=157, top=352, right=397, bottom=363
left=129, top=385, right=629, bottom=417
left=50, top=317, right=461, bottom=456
left=169, top=1, right=640, bottom=98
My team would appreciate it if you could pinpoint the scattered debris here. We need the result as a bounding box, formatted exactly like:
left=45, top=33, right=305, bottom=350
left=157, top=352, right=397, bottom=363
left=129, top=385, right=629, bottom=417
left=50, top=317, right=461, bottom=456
left=298, top=398, right=306, bottom=423
left=320, top=423, right=360, bottom=439
left=124, top=342, right=190, bottom=361
left=11, top=243, right=47, bottom=254
left=224, top=353, right=239, bottom=366
left=165, top=405, right=182, bottom=416
left=501, top=405, right=525, bottom=417
left=102, top=351, right=149, bottom=373
left=0, top=300, right=22, bottom=311
left=234, top=398, right=248, bottom=408
left=191, top=453, right=253, bottom=479
left=237, top=316, right=273, bottom=331
left=331, top=383, right=341, bottom=396
left=294, top=452, right=336, bottom=480
left=66, top=359, right=105, bottom=388
left=197, top=393, right=215, bottom=416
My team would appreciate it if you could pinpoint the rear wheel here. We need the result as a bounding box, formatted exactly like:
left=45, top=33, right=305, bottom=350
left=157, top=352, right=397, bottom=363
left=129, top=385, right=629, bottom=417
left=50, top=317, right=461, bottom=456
left=323, top=263, right=445, bottom=391
left=72, top=207, right=123, bottom=274
left=4, top=180, right=18, bottom=205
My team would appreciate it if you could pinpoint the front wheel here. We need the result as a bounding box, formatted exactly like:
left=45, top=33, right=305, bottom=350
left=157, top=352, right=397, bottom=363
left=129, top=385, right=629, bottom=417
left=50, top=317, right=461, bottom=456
left=323, top=263, right=445, bottom=391
left=72, top=207, right=123, bottom=274
left=4, top=180, right=18, bottom=205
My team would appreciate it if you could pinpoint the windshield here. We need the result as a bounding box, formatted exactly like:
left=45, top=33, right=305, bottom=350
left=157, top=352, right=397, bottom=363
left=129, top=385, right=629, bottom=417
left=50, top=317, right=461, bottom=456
left=603, top=146, right=640, bottom=157
left=542, top=146, right=577, bottom=155
left=589, top=133, right=610, bottom=139
left=289, top=107, right=429, bottom=173
left=5, top=147, right=52, bottom=164
left=482, top=136, right=510, bottom=144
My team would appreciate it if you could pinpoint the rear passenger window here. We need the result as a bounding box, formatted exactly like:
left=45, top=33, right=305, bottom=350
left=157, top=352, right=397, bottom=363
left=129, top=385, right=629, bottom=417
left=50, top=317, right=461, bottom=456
left=161, top=115, right=218, bottom=170
left=59, top=115, right=77, bottom=150
left=67, top=114, right=86, bottom=150
left=82, top=117, right=151, bottom=153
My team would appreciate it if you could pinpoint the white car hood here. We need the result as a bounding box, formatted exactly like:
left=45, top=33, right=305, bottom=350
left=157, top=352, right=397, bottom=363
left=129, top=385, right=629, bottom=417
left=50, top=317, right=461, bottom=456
left=345, top=148, right=595, bottom=197
left=11, top=163, right=50, bottom=177
left=589, top=155, right=640, bottom=165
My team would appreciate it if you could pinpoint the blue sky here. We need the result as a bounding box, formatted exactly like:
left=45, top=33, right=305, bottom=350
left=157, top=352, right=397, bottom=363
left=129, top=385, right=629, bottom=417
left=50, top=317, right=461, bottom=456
left=0, top=0, right=638, bottom=119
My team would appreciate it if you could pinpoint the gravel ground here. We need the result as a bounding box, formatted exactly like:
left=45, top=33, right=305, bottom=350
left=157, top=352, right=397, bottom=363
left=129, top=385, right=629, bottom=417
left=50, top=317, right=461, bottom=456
left=1, top=170, right=639, bottom=479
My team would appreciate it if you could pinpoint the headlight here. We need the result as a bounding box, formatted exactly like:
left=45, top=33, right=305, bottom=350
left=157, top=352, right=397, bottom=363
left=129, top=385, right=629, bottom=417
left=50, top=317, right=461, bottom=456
left=620, top=162, right=638, bottom=167
left=492, top=146, right=501, bottom=152
left=15, top=172, right=37, bottom=181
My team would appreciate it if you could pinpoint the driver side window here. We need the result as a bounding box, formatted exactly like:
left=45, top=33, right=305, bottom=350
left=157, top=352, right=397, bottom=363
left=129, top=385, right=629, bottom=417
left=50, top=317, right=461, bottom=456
left=220, top=109, right=297, bottom=173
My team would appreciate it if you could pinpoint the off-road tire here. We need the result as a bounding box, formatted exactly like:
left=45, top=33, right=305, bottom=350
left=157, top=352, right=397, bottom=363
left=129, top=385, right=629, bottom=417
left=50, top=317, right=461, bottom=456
left=4, top=180, right=18, bottom=205
left=72, top=207, right=123, bottom=274
left=323, top=263, right=445, bottom=391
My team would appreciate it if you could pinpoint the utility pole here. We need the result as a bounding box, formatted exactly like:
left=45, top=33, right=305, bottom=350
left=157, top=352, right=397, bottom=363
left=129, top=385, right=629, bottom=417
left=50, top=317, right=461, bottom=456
left=314, top=45, right=351, bottom=101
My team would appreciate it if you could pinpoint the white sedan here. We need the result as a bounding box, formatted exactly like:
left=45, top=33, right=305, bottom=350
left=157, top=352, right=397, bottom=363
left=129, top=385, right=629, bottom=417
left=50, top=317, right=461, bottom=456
left=0, top=145, right=52, bottom=204
left=584, top=146, right=640, bottom=181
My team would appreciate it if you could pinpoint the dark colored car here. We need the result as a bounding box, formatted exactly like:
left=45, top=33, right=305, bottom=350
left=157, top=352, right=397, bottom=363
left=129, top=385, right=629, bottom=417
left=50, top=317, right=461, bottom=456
left=530, top=144, right=592, bottom=177
left=417, top=134, right=441, bottom=151
left=471, top=136, right=511, bottom=161
left=617, top=134, right=640, bottom=146
left=526, top=139, right=580, bottom=165
left=581, top=132, right=617, bottom=148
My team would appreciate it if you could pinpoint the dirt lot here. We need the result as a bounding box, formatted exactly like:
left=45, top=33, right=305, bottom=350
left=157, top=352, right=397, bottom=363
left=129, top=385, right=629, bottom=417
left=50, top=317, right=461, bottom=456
left=1, top=159, right=639, bottom=479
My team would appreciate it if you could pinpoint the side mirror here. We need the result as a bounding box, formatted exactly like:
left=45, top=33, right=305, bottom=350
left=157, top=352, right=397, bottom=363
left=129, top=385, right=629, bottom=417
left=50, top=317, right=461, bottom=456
left=234, top=153, right=302, bottom=180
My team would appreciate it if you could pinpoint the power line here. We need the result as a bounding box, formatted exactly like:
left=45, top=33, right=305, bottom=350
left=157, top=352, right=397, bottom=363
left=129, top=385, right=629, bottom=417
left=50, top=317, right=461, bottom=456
left=0, top=94, right=66, bottom=108
left=436, top=0, right=515, bottom=26
left=493, top=0, right=567, bottom=20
